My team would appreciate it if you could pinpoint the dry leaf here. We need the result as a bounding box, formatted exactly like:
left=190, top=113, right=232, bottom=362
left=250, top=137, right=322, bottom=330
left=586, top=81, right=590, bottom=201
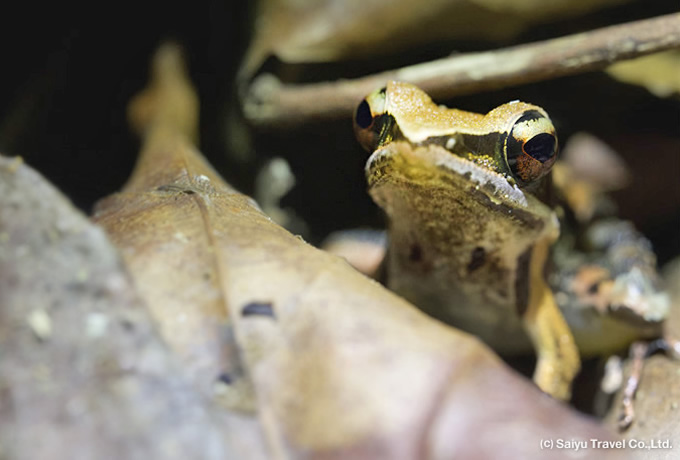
left=93, top=45, right=257, bottom=411
left=0, top=154, right=265, bottom=460
left=240, top=0, right=631, bottom=80
left=607, top=51, right=680, bottom=98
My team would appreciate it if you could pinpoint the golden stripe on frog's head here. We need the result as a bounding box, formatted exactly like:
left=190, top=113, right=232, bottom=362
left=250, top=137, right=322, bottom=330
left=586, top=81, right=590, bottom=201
left=355, top=81, right=559, bottom=188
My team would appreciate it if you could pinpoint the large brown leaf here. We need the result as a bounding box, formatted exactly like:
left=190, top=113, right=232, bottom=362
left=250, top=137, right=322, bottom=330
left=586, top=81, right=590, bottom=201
left=0, top=154, right=265, bottom=460
left=240, top=0, right=631, bottom=81
left=94, top=45, right=255, bottom=409
left=93, top=44, right=627, bottom=459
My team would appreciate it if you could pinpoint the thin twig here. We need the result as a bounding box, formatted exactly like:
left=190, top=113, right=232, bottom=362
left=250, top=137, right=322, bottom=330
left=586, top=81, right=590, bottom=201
left=243, top=13, right=680, bottom=129
left=618, top=341, right=649, bottom=431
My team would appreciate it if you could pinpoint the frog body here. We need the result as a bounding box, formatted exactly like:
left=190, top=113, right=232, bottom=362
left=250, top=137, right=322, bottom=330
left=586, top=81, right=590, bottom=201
left=352, top=81, right=668, bottom=399
left=369, top=140, right=556, bottom=353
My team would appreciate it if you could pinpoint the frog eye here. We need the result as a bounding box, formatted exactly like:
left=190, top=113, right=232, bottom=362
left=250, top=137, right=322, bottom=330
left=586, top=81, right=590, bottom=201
left=505, top=110, right=558, bottom=184
left=355, top=99, right=373, bottom=129
left=353, top=87, right=387, bottom=152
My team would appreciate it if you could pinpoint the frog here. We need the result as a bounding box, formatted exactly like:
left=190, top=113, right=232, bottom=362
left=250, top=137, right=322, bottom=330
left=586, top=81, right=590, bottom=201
left=348, top=80, right=669, bottom=400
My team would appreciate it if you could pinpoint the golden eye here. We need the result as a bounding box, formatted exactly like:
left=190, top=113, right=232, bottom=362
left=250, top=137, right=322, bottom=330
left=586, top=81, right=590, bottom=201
left=353, top=99, right=378, bottom=152
left=505, top=110, right=558, bottom=184
left=355, top=99, right=373, bottom=129
left=353, top=87, right=387, bottom=152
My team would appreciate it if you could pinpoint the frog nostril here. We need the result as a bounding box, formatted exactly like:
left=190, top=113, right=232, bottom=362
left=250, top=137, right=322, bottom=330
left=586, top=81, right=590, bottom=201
left=355, top=99, right=374, bottom=129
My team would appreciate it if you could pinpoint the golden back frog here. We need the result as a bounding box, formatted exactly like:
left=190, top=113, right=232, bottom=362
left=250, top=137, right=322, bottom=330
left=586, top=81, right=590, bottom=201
left=351, top=81, right=669, bottom=400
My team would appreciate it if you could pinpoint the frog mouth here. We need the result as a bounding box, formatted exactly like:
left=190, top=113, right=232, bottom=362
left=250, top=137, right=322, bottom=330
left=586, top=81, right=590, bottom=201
left=432, top=149, right=529, bottom=208
left=366, top=141, right=529, bottom=208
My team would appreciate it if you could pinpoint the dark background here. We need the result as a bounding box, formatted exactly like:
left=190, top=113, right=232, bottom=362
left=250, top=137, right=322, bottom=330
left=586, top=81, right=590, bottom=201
left=1, top=1, right=678, bottom=263
left=0, top=2, right=250, bottom=209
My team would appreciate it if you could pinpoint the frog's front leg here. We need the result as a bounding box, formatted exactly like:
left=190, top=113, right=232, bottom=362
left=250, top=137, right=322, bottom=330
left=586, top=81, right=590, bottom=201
left=523, top=237, right=581, bottom=400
